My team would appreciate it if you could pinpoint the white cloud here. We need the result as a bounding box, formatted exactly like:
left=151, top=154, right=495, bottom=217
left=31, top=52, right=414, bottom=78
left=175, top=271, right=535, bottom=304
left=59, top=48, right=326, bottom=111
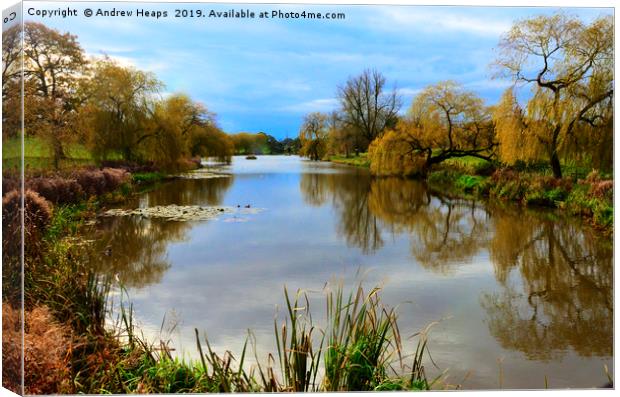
left=281, top=98, right=339, bottom=113
left=88, top=53, right=169, bottom=74
left=370, top=8, right=512, bottom=37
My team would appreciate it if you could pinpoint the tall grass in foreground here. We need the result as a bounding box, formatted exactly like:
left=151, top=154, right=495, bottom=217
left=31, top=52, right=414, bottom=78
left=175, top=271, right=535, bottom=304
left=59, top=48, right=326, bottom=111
left=190, top=282, right=434, bottom=392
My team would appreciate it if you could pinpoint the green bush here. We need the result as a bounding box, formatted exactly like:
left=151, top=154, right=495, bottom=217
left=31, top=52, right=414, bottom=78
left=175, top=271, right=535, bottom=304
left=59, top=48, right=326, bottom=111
left=525, top=188, right=568, bottom=207
left=564, top=184, right=613, bottom=228
left=132, top=172, right=166, bottom=184
left=455, top=175, right=485, bottom=193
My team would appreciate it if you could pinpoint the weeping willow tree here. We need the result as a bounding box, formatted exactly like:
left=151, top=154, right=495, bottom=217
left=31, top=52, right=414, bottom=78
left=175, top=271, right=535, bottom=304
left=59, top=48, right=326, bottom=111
left=369, top=81, right=496, bottom=177
left=83, top=59, right=162, bottom=162
left=84, top=60, right=232, bottom=169
left=493, top=13, right=613, bottom=178
left=299, top=112, right=329, bottom=161
left=493, top=89, right=541, bottom=164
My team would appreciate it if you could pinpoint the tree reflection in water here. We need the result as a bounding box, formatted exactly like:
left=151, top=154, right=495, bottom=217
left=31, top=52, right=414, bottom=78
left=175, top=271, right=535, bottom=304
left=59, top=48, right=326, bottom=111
left=301, top=171, right=384, bottom=253
left=86, top=169, right=611, bottom=363
left=300, top=173, right=489, bottom=269
left=300, top=172, right=612, bottom=360
left=85, top=175, right=234, bottom=288
left=482, top=207, right=612, bottom=360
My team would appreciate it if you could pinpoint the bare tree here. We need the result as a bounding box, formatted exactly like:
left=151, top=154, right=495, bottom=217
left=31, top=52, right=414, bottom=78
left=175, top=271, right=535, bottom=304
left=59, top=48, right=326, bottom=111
left=337, top=69, right=401, bottom=150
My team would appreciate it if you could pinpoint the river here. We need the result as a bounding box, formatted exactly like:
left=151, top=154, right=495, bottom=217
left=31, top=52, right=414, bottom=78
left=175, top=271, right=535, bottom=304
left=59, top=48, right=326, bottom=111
left=83, top=155, right=613, bottom=389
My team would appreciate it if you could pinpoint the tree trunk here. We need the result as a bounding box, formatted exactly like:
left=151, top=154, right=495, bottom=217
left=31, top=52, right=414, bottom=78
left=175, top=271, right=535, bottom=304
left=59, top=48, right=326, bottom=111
left=550, top=151, right=562, bottom=179
left=51, top=137, right=65, bottom=170
left=123, top=147, right=133, bottom=162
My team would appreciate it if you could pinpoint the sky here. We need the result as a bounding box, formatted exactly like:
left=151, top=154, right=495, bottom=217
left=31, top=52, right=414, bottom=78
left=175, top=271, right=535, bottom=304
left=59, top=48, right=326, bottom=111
left=24, top=1, right=612, bottom=139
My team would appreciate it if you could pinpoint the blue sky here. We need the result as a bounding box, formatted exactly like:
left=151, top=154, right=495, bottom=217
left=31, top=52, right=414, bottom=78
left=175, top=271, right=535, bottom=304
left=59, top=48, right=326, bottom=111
left=25, top=2, right=612, bottom=139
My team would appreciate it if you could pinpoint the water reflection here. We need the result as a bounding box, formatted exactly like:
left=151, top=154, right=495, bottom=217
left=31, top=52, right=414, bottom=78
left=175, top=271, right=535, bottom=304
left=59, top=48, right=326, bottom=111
left=481, top=207, right=612, bottom=360
left=139, top=177, right=233, bottom=207
left=299, top=172, right=612, bottom=360
left=86, top=176, right=234, bottom=288
left=300, top=174, right=490, bottom=271
left=86, top=217, right=184, bottom=288
left=86, top=157, right=612, bottom=387
left=301, top=171, right=383, bottom=253
left=368, top=178, right=488, bottom=272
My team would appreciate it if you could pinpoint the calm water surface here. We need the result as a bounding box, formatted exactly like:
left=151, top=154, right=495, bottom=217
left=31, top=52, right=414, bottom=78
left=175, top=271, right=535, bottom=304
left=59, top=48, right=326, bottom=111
left=84, top=156, right=612, bottom=389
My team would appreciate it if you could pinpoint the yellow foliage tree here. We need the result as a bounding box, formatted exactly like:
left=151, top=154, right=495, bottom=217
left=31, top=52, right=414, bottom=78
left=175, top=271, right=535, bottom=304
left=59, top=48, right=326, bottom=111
left=83, top=58, right=162, bottom=162
left=493, top=88, right=543, bottom=164
left=368, top=130, right=426, bottom=176
left=493, top=13, right=613, bottom=177
left=299, top=112, right=329, bottom=161
left=369, top=81, right=496, bottom=176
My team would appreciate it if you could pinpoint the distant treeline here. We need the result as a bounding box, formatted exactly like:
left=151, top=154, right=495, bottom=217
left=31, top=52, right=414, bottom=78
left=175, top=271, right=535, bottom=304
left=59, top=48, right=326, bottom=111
left=229, top=132, right=300, bottom=155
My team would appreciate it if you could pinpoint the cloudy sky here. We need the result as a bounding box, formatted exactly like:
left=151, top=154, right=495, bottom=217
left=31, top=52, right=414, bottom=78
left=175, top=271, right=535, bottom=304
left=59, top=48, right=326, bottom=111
left=25, top=2, right=611, bottom=139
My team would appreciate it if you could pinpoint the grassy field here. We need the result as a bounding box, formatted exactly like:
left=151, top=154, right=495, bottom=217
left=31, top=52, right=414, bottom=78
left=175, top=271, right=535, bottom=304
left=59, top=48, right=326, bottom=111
left=2, top=136, right=116, bottom=170
left=329, top=153, right=370, bottom=168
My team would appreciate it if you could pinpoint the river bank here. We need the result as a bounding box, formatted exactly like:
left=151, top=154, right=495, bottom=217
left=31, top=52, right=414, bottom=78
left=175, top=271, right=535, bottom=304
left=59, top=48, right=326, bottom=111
left=328, top=154, right=613, bottom=232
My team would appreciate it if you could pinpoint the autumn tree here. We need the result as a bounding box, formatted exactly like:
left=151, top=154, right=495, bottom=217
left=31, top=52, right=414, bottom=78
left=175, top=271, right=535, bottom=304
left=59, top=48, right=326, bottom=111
left=230, top=132, right=268, bottom=154
left=21, top=22, right=88, bottom=168
left=2, top=25, right=20, bottom=92
left=337, top=69, right=401, bottom=150
left=83, top=59, right=161, bottom=162
left=140, top=94, right=202, bottom=170
left=2, top=25, right=21, bottom=139
left=180, top=101, right=234, bottom=164
left=493, top=13, right=613, bottom=178
left=369, top=81, right=496, bottom=176
left=189, top=124, right=234, bottom=164
left=326, top=111, right=359, bottom=157
left=298, top=112, right=329, bottom=161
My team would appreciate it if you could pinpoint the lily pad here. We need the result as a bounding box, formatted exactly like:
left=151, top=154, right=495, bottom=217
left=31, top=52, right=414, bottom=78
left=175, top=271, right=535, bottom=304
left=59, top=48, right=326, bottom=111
left=101, top=204, right=263, bottom=222
left=176, top=169, right=231, bottom=180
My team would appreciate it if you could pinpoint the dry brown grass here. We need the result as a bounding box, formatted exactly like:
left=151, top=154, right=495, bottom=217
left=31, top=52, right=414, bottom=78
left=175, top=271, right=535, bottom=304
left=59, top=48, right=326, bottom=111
left=2, top=303, right=71, bottom=395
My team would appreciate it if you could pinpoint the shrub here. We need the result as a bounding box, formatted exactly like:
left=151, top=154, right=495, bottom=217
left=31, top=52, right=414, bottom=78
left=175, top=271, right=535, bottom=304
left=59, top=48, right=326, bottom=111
left=70, top=167, right=128, bottom=197
left=27, top=177, right=84, bottom=204
left=473, top=160, right=497, bottom=176
left=2, top=189, right=52, bottom=259
left=23, top=168, right=129, bottom=204
left=74, top=169, right=107, bottom=196
left=455, top=175, right=485, bottom=193
left=2, top=189, right=53, bottom=302
left=564, top=184, right=613, bottom=228
left=488, top=169, right=528, bottom=201
left=584, top=169, right=602, bottom=184
left=100, top=159, right=159, bottom=173
left=588, top=180, right=613, bottom=199
left=525, top=188, right=567, bottom=207
left=101, top=167, right=130, bottom=191
left=2, top=172, right=20, bottom=195
left=176, top=158, right=200, bottom=172
left=427, top=169, right=461, bottom=185
left=2, top=303, right=70, bottom=395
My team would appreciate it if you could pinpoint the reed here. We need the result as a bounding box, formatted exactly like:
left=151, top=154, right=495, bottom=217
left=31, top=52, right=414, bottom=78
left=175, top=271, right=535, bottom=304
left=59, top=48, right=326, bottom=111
left=190, top=282, right=433, bottom=392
